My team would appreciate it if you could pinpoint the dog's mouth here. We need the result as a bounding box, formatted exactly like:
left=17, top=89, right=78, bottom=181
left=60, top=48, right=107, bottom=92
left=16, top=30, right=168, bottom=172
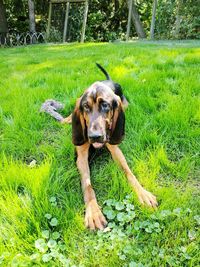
left=89, top=138, right=105, bottom=149
left=88, top=134, right=108, bottom=149
left=92, top=142, right=104, bottom=149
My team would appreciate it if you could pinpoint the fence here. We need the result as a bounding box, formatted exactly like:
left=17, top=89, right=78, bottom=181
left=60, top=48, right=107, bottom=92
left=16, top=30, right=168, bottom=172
left=0, top=32, right=46, bottom=47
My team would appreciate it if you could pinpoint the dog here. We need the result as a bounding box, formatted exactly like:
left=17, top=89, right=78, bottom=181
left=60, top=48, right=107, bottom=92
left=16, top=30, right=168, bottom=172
left=63, top=63, right=158, bottom=230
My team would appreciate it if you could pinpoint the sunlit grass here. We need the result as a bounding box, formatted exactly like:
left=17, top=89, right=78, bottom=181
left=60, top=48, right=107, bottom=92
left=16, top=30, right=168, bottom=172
left=0, top=41, right=200, bottom=266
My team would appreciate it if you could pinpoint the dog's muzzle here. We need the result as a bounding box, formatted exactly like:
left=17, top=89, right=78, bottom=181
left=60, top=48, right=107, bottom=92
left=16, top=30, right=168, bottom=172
left=88, top=133, right=105, bottom=149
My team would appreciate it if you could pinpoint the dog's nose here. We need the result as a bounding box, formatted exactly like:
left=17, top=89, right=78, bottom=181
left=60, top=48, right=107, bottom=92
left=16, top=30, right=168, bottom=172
left=88, top=133, right=104, bottom=142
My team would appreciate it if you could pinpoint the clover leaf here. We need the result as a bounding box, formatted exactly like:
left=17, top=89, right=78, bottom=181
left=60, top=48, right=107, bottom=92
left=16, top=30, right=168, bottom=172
left=42, top=230, right=50, bottom=239
left=50, top=217, right=58, bottom=226
left=52, top=231, right=60, bottom=240
left=115, top=202, right=125, bottom=211
left=47, top=239, right=57, bottom=248
left=194, top=215, right=200, bottom=225
left=35, top=239, right=48, bottom=253
left=44, top=213, right=52, bottom=220
left=126, top=203, right=135, bottom=211
left=49, top=196, right=56, bottom=203
left=117, top=212, right=126, bottom=222
left=103, top=207, right=116, bottom=220
left=42, top=253, right=52, bottom=263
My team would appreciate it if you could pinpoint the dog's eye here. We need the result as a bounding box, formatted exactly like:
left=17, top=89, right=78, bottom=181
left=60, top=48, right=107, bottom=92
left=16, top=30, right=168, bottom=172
left=101, top=102, right=110, bottom=111
left=83, top=103, right=90, bottom=111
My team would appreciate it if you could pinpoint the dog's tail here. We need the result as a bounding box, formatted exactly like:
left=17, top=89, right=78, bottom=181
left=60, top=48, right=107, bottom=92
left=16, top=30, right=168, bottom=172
left=96, top=63, right=111, bottom=80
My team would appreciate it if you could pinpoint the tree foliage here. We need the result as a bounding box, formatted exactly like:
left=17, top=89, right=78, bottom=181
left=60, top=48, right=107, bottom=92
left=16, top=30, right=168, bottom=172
left=155, top=0, right=200, bottom=39
left=1, top=0, right=200, bottom=40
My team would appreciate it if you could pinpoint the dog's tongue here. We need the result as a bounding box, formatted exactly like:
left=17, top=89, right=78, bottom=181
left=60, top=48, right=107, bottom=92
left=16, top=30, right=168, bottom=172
left=92, top=142, right=104, bottom=149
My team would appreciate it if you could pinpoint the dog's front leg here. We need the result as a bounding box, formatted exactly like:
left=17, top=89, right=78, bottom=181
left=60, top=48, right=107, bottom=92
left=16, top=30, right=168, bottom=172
left=76, top=143, right=107, bottom=230
left=106, top=144, right=158, bottom=208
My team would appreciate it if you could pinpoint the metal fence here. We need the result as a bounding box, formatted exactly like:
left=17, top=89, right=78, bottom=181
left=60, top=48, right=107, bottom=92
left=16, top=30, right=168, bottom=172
left=0, top=32, right=46, bottom=47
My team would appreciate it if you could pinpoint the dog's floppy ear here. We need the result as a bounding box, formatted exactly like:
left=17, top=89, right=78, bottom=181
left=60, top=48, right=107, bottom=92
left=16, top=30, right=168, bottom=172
left=72, top=100, right=87, bottom=146
left=109, top=101, right=125, bottom=145
left=114, top=83, right=129, bottom=109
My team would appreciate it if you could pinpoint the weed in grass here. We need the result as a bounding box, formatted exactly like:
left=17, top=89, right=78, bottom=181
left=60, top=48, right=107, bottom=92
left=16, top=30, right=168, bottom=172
left=76, top=195, right=199, bottom=267
left=33, top=210, right=70, bottom=265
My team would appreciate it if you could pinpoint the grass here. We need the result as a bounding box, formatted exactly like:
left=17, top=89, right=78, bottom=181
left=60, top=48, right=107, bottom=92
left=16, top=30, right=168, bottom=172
left=0, top=41, right=200, bottom=266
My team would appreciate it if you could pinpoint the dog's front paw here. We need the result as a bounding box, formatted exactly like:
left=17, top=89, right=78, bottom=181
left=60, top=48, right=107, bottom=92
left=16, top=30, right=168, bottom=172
left=137, top=188, right=158, bottom=208
left=85, top=200, right=107, bottom=230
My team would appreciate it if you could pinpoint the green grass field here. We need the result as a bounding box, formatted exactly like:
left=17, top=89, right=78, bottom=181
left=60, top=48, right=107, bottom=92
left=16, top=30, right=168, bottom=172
left=0, top=41, right=200, bottom=266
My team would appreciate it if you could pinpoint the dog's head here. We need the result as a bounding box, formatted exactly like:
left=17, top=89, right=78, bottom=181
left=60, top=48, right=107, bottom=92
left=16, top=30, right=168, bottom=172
left=72, top=81, right=125, bottom=148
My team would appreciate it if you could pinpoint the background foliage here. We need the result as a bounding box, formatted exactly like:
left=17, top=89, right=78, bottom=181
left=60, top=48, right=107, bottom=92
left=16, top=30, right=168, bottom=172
left=155, top=0, right=200, bottom=39
left=2, top=0, right=200, bottom=41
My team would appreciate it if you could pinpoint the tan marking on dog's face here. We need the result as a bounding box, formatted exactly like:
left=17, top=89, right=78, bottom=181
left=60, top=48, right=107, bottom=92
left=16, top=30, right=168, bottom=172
left=80, top=82, right=121, bottom=145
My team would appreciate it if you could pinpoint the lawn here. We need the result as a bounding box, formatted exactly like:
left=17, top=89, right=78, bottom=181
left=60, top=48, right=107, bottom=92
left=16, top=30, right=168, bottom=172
left=0, top=41, right=200, bottom=267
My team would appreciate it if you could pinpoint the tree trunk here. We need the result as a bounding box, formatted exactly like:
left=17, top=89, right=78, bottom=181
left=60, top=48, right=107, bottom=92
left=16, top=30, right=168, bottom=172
left=150, top=0, right=157, bottom=39
left=63, top=2, right=70, bottom=42
left=174, top=0, right=182, bottom=39
left=28, top=0, right=36, bottom=33
left=114, top=0, right=120, bottom=28
left=131, top=0, right=146, bottom=38
left=126, top=0, right=133, bottom=41
left=81, top=0, right=88, bottom=43
left=0, top=0, right=8, bottom=33
left=114, top=0, right=119, bottom=12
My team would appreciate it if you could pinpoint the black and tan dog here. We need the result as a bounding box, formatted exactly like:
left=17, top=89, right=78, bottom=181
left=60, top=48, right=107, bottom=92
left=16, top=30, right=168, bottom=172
left=63, top=64, right=158, bottom=230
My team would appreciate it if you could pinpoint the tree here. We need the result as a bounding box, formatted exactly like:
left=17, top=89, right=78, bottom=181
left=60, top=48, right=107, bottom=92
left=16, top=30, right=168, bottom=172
left=150, top=0, right=157, bottom=39
left=2, top=0, right=200, bottom=42
left=114, top=0, right=120, bottom=28
left=28, top=0, right=36, bottom=33
left=130, top=0, right=146, bottom=38
left=174, top=0, right=182, bottom=39
left=0, top=0, right=8, bottom=33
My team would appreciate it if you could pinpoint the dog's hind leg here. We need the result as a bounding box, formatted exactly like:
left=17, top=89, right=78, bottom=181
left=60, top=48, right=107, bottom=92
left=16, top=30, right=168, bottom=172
left=61, top=114, right=72, bottom=124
